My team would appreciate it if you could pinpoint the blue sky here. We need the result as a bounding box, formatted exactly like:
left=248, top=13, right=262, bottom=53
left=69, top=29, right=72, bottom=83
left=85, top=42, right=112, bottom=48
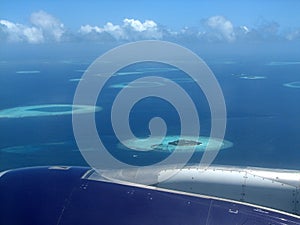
left=2, top=0, right=300, bottom=29
left=1, top=0, right=300, bottom=44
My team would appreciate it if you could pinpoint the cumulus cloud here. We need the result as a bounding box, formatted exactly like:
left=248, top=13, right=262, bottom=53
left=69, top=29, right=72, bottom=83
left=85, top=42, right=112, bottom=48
left=79, top=18, right=162, bottom=41
left=0, top=11, right=64, bottom=43
left=30, top=11, right=65, bottom=41
left=79, top=22, right=125, bottom=40
left=0, top=11, right=298, bottom=44
left=203, top=16, right=236, bottom=42
left=123, top=18, right=156, bottom=32
left=0, top=19, right=44, bottom=43
left=200, top=16, right=286, bottom=43
left=77, top=16, right=294, bottom=43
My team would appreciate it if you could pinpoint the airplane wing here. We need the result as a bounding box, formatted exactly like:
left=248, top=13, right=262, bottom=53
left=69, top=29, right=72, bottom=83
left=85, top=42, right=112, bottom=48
left=1, top=166, right=300, bottom=225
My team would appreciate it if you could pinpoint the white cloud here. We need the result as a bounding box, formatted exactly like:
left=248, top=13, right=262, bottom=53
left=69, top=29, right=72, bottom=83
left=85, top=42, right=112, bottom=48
left=1, top=11, right=298, bottom=44
left=0, top=20, right=23, bottom=42
left=79, top=18, right=162, bottom=41
left=122, top=18, right=162, bottom=40
left=102, top=22, right=126, bottom=39
left=0, top=11, right=64, bottom=43
left=79, top=24, right=101, bottom=33
left=0, top=19, right=44, bottom=43
left=79, top=23, right=125, bottom=40
left=123, top=18, right=157, bottom=32
left=30, top=11, right=64, bottom=41
left=204, top=16, right=236, bottom=42
left=23, top=27, right=44, bottom=43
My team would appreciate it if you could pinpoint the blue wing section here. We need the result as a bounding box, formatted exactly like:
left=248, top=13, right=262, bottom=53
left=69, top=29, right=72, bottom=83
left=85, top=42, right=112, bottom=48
left=1, top=166, right=300, bottom=225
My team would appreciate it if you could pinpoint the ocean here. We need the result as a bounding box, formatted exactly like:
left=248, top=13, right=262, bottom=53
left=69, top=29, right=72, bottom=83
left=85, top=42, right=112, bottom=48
left=0, top=46, right=300, bottom=171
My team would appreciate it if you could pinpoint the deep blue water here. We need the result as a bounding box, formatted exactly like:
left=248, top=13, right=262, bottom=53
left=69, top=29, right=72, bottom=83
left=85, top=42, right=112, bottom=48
left=0, top=54, right=299, bottom=171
